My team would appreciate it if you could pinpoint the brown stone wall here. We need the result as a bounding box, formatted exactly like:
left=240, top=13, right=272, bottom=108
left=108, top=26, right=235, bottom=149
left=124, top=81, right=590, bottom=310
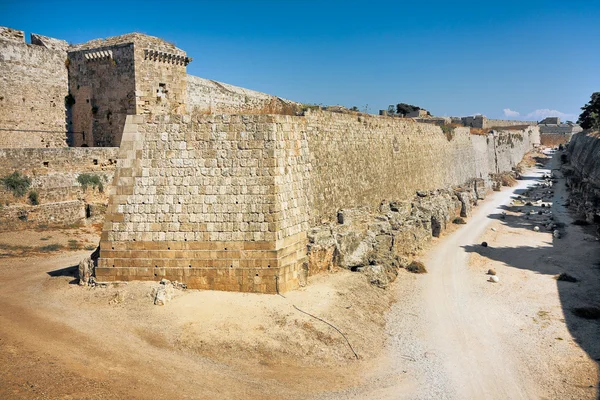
left=133, top=36, right=189, bottom=116
left=304, top=111, right=538, bottom=224
left=540, top=133, right=572, bottom=147
left=0, top=147, right=118, bottom=228
left=0, top=28, right=69, bottom=148
left=99, top=111, right=538, bottom=293
left=98, top=114, right=309, bottom=293
left=67, top=44, right=136, bottom=147
left=0, top=200, right=86, bottom=232
left=187, top=75, right=300, bottom=115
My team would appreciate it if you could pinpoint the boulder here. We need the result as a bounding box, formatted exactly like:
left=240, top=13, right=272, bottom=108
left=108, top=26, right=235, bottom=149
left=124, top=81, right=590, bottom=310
left=153, top=283, right=174, bottom=306
left=362, top=264, right=397, bottom=288
left=78, top=257, right=94, bottom=286
left=456, top=191, right=472, bottom=217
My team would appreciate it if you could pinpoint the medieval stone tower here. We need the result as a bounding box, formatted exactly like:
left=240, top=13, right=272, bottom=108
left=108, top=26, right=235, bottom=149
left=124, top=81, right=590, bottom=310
left=67, top=34, right=191, bottom=147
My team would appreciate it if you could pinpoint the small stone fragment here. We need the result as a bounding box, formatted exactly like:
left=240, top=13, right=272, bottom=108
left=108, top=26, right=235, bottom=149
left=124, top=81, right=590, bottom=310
left=481, top=241, right=488, bottom=247
left=488, top=275, right=499, bottom=283
left=487, top=268, right=496, bottom=275
left=533, top=226, right=540, bottom=232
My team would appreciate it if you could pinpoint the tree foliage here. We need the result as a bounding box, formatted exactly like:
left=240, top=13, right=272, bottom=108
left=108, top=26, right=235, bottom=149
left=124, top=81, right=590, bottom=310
left=578, top=92, right=600, bottom=130
left=396, top=103, right=421, bottom=116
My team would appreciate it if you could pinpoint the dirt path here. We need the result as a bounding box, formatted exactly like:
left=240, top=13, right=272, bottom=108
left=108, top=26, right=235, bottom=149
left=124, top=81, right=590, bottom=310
left=327, top=150, right=600, bottom=399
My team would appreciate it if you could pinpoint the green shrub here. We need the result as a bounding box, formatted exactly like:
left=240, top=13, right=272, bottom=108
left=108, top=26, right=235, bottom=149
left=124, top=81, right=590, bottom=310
left=28, top=190, right=39, bottom=205
left=77, top=173, right=104, bottom=192
left=1, top=172, right=31, bottom=197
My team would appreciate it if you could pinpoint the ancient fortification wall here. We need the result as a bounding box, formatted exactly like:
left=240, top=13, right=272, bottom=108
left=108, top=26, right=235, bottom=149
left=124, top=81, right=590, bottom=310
left=68, top=34, right=191, bottom=147
left=97, top=115, right=309, bottom=293
left=187, top=75, right=300, bottom=116
left=98, top=111, right=539, bottom=292
left=461, top=115, right=536, bottom=129
left=486, top=119, right=537, bottom=128
left=0, top=147, right=118, bottom=230
left=541, top=133, right=572, bottom=147
left=564, top=131, right=600, bottom=223
left=304, top=111, right=538, bottom=223
left=0, top=27, right=69, bottom=148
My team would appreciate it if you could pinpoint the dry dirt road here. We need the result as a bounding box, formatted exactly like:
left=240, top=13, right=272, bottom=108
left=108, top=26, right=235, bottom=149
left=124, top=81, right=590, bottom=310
left=332, top=150, right=600, bottom=400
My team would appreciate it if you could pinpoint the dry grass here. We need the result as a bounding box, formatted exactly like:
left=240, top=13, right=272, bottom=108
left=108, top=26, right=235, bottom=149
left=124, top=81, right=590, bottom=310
left=469, top=127, right=490, bottom=135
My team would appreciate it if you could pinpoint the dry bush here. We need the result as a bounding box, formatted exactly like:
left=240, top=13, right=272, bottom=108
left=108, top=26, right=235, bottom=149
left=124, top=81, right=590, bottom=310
left=407, top=261, right=427, bottom=274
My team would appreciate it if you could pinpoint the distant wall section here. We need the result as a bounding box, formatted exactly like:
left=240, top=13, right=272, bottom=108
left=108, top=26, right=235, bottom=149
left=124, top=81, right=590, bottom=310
left=541, top=133, right=572, bottom=147
left=0, top=147, right=118, bottom=230
left=186, top=75, right=300, bottom=115
left=0, top=27, right=69, bottom=148
left=304, top=111, right=539, bottom=223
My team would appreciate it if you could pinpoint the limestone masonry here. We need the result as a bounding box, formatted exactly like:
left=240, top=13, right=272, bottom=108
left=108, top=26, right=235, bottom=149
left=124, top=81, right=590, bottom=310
left=1, top=26, right=546, bottom=293
left=97, top=111, right=539, bottom=292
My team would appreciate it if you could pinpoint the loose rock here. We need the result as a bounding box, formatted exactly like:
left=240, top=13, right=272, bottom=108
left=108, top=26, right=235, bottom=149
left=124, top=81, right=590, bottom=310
left=78, top=257, right=95, bottom=286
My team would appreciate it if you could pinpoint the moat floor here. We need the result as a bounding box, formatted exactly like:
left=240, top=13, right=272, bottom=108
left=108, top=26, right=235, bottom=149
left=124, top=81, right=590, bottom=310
left=0, top=152, right=598, bottom=399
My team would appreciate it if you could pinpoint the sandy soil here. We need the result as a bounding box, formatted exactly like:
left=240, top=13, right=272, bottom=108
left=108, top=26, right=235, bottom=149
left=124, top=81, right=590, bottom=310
left=0, top=226, right=397, bottom=399
left=1, top=150, right=598, bottom=399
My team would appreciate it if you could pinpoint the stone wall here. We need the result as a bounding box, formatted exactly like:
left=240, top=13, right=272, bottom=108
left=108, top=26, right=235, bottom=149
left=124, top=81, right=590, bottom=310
left=0, top=200, right=86, bottom=232
left=541, top=133, right=572, bottom=147
left=461, top=115, right=537, bottom=129
left=539, top=125, right=583, bottom=134
left=304, top=111, right=539, bottom=224
left=187, top=75, right=300, bottom=116
left=67, top=33, right=191, bottom=147
left=99, top=111, right=539, bottom=292
left=67, top=43, right=136, bottom=147
left=0, top=147, right=118, bottom=228
left=0, top=27, right=69, bottom=148
left=97, top=115, right=309, bottom=293
left=564, top=131, right=600, bottom=223
left=486, top=118, right=537, bottom=128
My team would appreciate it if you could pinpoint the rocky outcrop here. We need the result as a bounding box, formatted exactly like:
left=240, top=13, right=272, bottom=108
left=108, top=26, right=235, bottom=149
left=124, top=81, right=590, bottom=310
left=564, top=131, right=600, bottom=225
left=307, top=181, right=482, bottom=287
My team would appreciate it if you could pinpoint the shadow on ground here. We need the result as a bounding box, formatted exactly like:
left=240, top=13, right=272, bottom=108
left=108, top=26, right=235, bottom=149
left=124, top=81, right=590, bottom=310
left=47, top=265, right=79, bottom=284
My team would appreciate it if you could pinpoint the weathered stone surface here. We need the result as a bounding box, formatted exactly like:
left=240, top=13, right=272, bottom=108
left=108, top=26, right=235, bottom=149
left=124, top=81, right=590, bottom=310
left=362, top=264, right=397, bottom=289
left=306, top=182, right=483, bottom=286
left=0, top=30, right=68, bottom=148
left=78, top=256, right=94, bottom=286
left=456, top=191, right=472, bottom=217
left=152, top=282, right=174, bottom=306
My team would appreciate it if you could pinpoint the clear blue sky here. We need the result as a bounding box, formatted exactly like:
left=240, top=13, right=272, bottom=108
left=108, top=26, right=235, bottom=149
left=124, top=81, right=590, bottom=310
left=1, top=0, right=599, bottom=120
